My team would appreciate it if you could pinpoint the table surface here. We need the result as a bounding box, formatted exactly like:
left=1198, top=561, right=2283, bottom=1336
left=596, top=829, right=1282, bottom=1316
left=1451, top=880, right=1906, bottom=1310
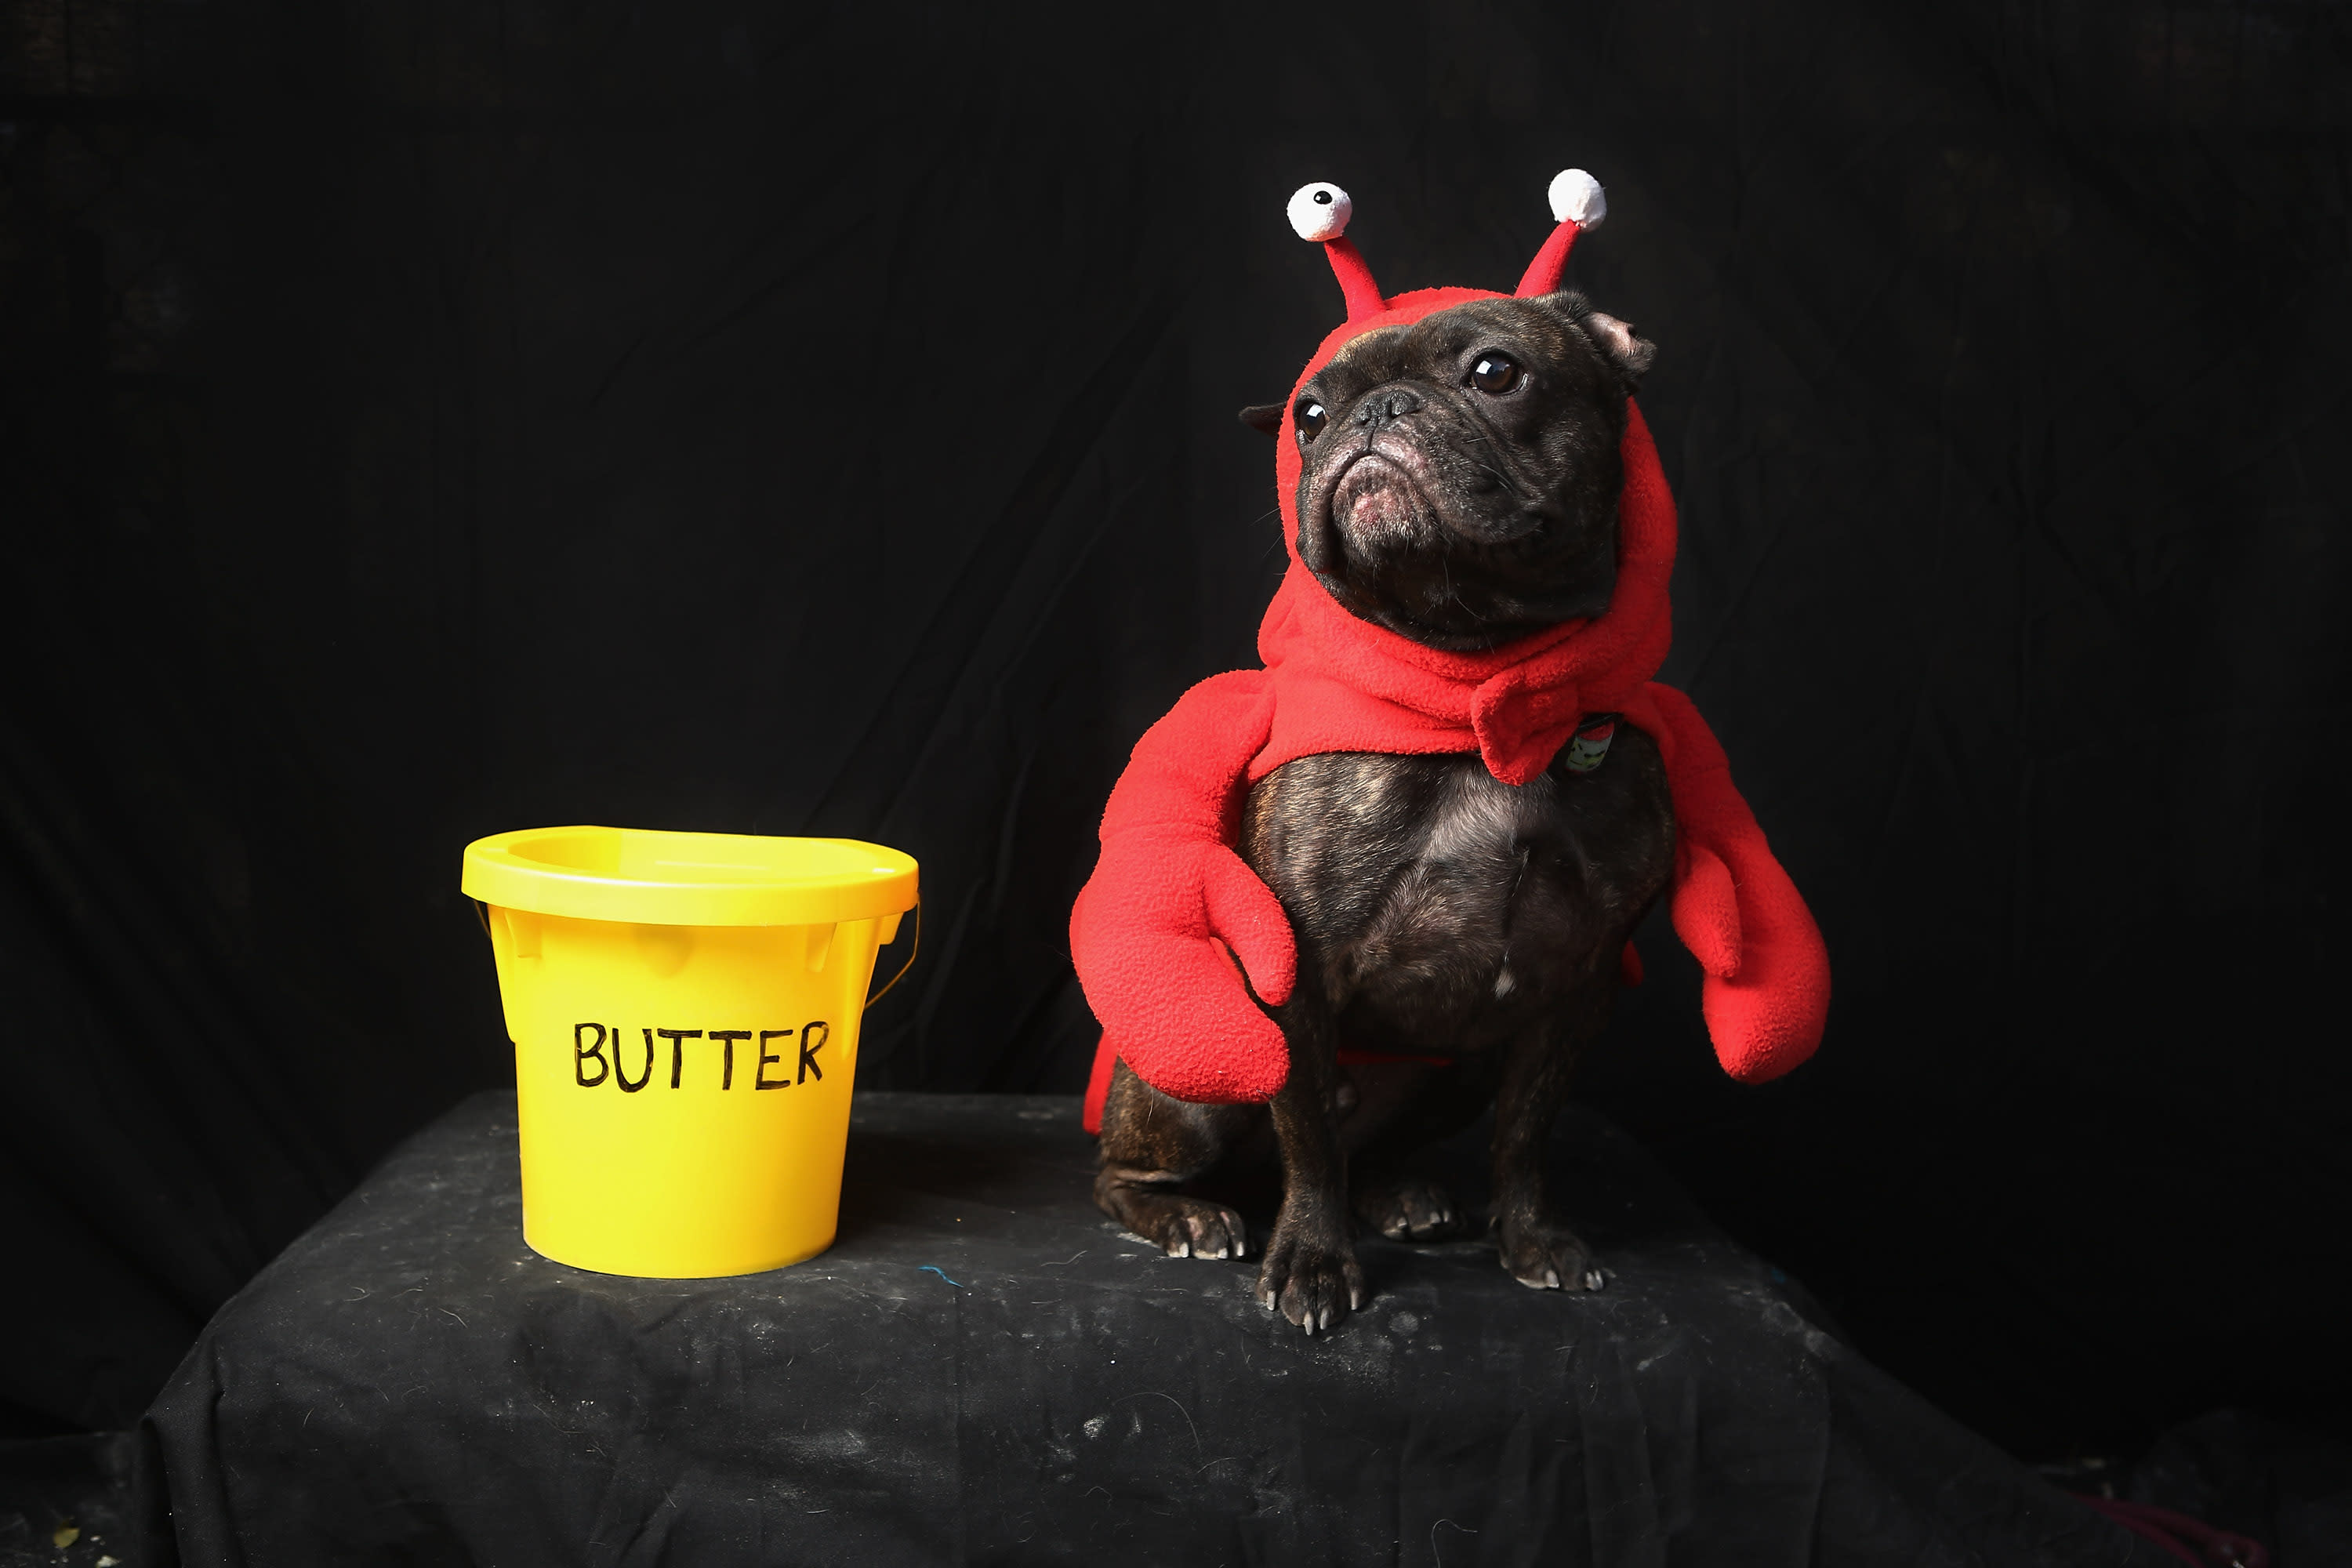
left=148, top=1092, right=2158, bottom=1566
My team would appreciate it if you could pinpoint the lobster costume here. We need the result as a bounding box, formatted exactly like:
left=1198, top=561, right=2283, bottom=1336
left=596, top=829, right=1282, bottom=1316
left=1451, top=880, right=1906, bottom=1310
left=1072, top=171, right=1830, bottom=1132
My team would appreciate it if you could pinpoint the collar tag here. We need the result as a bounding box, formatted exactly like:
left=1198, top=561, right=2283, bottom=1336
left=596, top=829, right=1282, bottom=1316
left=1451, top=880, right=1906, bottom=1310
left=1563, top=713, right=1617, bottom=775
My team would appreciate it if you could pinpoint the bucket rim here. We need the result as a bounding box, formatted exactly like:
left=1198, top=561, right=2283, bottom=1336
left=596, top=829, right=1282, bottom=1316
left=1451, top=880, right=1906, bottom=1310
left=461, top=826, right=918, bottom=927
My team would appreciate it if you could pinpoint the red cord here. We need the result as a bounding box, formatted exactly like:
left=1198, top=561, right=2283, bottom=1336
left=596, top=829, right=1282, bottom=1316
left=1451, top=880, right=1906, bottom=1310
left=2077, top=1496, right=2267, bottom=1567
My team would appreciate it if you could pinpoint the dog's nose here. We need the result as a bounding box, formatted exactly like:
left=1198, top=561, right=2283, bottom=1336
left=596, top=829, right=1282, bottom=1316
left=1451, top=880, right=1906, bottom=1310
left=1353, top=387, right=1423, bottom=433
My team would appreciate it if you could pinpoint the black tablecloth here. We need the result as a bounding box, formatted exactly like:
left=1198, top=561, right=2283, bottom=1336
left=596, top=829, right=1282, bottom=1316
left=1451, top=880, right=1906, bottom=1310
left=147, top=1093, right=2160, bottom=1566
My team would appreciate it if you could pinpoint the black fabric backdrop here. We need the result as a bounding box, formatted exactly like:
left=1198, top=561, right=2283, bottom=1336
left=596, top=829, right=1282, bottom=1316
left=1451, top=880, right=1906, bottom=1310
left=3, top=0, right=2347, bottom=1464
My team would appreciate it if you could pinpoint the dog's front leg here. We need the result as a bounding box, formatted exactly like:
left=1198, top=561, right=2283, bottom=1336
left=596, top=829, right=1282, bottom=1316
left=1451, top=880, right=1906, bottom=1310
left=1490, top=1003, right=1606, bottom=1292
left=1254, top=999, right=1363, bottom=1333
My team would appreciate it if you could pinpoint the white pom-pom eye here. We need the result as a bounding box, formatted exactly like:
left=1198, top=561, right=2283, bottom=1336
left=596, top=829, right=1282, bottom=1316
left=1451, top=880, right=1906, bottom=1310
left=1287, top=182, right=1352, bottom=242
left=1548, top=168, right=1606, bottom=228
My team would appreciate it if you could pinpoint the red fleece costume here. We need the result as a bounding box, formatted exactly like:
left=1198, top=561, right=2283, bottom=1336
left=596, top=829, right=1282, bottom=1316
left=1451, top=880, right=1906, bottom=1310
left=1073, top=172, right=1830, bottom=1132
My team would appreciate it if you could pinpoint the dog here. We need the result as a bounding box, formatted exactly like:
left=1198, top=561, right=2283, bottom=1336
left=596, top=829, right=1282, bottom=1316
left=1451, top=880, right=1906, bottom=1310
left=1091, top=290, right=1673, bottom=1333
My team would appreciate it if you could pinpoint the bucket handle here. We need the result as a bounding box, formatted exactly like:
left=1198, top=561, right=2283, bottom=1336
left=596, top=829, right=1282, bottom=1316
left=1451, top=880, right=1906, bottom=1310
left=866, top=897, right=921, bottom=1009
left=477, top=896, right=921, bottom=1009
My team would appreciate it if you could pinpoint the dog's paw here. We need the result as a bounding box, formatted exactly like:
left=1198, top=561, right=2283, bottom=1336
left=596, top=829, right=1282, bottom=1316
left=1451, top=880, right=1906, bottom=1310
left=1254, top=1230, right=1365, bottom=1334
left=1353, top=1175, right=1462, bottom=1242
left=1498, top=1218, right=1602, bottom=1292
left=1124, top=1193, right=1247, bottom=1260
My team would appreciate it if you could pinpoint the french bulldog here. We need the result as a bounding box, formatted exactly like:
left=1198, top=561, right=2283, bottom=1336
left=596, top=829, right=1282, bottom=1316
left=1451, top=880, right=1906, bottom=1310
left=1092, top=290, right=1673, bottom=1333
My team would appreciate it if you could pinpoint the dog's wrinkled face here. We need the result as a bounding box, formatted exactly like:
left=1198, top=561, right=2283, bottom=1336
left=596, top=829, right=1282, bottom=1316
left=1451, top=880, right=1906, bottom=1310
left=1269, top=292, right=1655, bottom=650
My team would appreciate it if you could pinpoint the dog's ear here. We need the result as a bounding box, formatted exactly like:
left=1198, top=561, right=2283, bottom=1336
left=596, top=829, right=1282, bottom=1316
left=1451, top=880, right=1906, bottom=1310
left=1238, top=403, right=1286, bottom=437
left=1537, top=291, right=1658, bottom=394
left=1578, top=310, right=1657, bottom=393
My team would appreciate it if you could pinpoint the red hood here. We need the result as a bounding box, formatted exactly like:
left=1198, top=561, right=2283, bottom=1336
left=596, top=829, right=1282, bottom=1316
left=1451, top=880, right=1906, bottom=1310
left=1254, top=286, right=1680, bottom=787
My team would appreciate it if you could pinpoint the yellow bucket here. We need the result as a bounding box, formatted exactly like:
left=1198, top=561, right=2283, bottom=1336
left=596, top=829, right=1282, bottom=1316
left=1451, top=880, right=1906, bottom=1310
left=460, top=826, right=918, bottom=1278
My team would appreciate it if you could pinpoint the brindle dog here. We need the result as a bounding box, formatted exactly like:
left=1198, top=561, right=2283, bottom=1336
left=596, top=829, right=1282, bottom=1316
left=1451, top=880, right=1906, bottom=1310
left=1093, top=292, right=1675, bottom=1334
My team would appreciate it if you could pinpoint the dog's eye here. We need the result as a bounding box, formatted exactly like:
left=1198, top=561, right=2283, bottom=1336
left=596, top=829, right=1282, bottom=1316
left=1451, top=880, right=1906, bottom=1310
left=1468, top=354, right=1523, bottom=394
left=1295, top=400, right=1327, bottom=442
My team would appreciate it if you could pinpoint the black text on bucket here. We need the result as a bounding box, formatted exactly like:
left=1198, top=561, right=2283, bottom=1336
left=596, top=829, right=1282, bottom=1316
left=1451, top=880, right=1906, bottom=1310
left=570, top=1023, right=831, bottom=1092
